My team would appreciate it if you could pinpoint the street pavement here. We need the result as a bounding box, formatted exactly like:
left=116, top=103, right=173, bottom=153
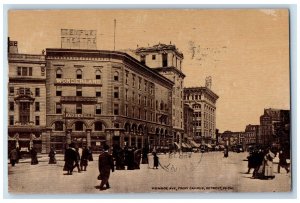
left=7, top=151, right=291, bottom=194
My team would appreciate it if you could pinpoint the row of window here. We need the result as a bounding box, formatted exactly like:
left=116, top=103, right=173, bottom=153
left=56, top=68, right=121, bottom=82
left=16, top=66, right=45, bottom=77
left=9, top=115, right=39, bottom=126
left=9, top=87, right=40, bottom=97
left=9, top=101, right=41, bottom=112
left=54, top=121, right=104, bottom=132
left=55, top=103, right=102, bottom=115
left=125, top=71, right=154, bottom=93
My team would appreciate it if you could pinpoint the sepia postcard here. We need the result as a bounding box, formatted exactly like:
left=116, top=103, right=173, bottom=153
left=6, top=9, right=291, bottom=194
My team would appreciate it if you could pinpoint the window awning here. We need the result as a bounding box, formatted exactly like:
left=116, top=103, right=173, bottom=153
left=190, top=140, right=200, bottom=148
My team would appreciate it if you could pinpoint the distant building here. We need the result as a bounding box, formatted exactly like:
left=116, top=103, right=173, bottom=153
left=220, top=131, right=244, bottom=149
left=183, top=84, right=219, bottom=145
left=8, top=39, right=46, bottom=152
left=259, top=108, right=290, bottom=146
left=244, top=124, right=259, bottom=147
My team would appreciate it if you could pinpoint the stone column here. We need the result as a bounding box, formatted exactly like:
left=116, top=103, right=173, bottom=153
left=135, top=133, right=138, bottom=148
left=86, top=129, right=91, bottom=148
left=66, top=129, right=72, bottom=145
left=129, top=133, right=132, bottom=147
left=41, top=128, right=51, bottom=153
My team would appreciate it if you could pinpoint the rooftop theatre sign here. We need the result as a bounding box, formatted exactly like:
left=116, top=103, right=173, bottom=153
left=61, top=29, right=97, bottom=50
left=56, top=78, right=102, bottom=86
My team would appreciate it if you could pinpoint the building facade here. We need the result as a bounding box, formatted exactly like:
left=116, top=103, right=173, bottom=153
left=259, top=108, right=290, bottom=147
left=43, top=48, right=173, bottom=153
left=244, top=124, right=259, bottom=147
left=183, top=86, right=219, bottom=145
left=133, top=43, right=185, bottom=146
left=8, top=40, right=46, bottom=152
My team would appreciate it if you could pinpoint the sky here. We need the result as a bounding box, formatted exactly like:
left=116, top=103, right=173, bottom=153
left=8, top=9, right=290, bottom=132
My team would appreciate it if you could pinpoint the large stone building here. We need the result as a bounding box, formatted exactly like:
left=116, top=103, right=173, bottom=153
left=130, top=43, right=186, bottom=148
left=259, top=108, right=290, bottom=146
left=8, top=39, right=46, bottom=152
left=183, top=81, right=219, bottom=145
left=43, top=48, right=173, bottom=153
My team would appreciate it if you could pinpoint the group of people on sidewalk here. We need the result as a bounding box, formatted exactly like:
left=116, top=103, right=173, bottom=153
left=9, top=147, right=39, bottom=166
left=247, top=147, right=290, bottom=180
left=63, top=143, right=93, bottom=175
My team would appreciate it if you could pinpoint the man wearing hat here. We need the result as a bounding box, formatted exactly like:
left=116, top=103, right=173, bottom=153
left=98, top=144, right=114, bottom=190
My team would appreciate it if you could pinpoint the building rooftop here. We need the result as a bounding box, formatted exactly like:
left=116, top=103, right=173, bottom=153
left=135, top=43, right=184, bottom=58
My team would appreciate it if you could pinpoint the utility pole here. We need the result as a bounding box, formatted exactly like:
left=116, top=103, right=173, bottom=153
left=114, top=19, right=116, bottom=51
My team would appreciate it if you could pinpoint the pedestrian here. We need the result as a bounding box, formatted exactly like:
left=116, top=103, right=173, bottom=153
left=80, top=146, right=89, bottom=171
left=262, top=148, right=276, bottom=179
left=134, top=148, right=141, bottom=169
left=127, top=147, right=135, bottom=170
left=253, top=148, right=265, bottom=179
left=16, top=147, right=21, bottom=164
left=98, top=144, right=114, bottom=191
left=64, top=143, right=77, bottom=175
left=9, top=148, right=18, bottom=167
left=30, top=147, right=38, bottom=165
left=48, top=147, right=57, bottom=164
left=223, top=146, right=229, bottom=158
left=246, top=150, right=256, bottom=174
left=277, top=149, right=290, bottom=173
left=153, top=152, right=159, bottom=169
left=88, top=147, right=93, bottom=161
left=141, top=147, right=149, bottom=164
left=115, top=146, right=125, bottom=170
left=73, top=147, right=81, bottom=173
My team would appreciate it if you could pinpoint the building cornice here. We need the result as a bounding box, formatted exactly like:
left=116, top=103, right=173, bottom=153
left=46, top=48, right=174, bottom=89
left=184, top=86, right=219, bottom=101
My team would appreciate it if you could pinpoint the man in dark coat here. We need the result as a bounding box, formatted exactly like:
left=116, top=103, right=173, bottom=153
left=30, top=147, right=38, bottom=165
left=127, top=147, right=135, bottom=170
left=64, top=144, right=77, bottom=175
left=98, top=144, right=114, bottom=190
left=9, top=148, right=18, bottom=166
left=80, top=146, right=89, bottom=171
left=48, top=147, right=57, bottom=164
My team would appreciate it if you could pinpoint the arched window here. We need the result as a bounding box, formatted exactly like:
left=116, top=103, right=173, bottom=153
left=76, top=69, right=82, bottom=79
left=56, top=69, right=62, bottom=78
left=95, top=70, right=101, bottom=80
left=54, top=121, right=64, bottom=131
left=75, top=121, right=84, bottom=131
left=94, top=121, right=103, bottom=131
left=114, top=71, right=119, bottom=81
